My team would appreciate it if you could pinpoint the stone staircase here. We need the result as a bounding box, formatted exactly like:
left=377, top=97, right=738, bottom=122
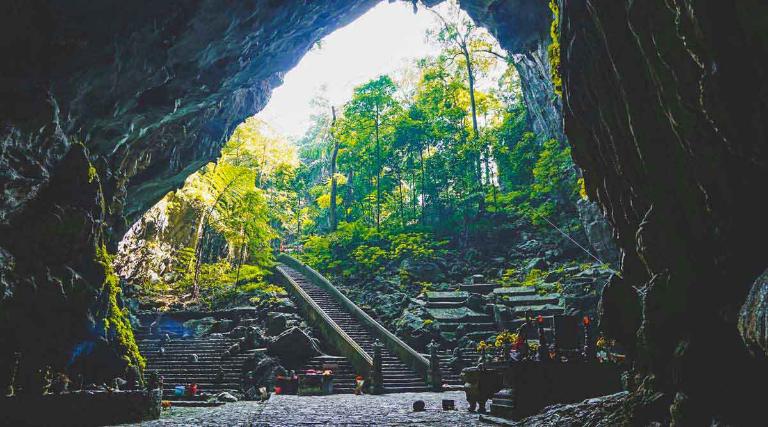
left=438, top=349, right=480, bottom=386
left=136, top=326, right=249, bottom=398
left=300, top=355, right=356, bottom=394
left=424, top=276, right=565, bottom=387
left=280, top=265, right=430, bottom=393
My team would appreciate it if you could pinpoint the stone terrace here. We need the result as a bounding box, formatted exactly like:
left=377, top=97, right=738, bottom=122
left=120, top=391, right=482, bottom=426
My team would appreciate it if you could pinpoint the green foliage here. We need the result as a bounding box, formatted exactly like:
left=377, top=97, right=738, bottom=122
left=133, top=2, right=585, bottom=314
left=300, top=220, right=445, bottom=280
left=548, top=0, right=562, bottom=96
left=87, top=164, right=98, bottom=183
left=95, top=246, right=145, bottom=372
left=499, top=268, right=518, bottom=287
left=523, top=268, right=546, bottom=287
left=351, top=245, right=389, bottom=274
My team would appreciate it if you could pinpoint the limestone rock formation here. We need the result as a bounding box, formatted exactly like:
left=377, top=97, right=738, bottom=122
left=739, top=269, right=768, bottom=358
left=267, top=327, right=321, bottom=368
left=0, top=0, right=766, bottom=423
left=563, top=0, right=768, bottom=423
left=576, top=199, right=620, bottom=268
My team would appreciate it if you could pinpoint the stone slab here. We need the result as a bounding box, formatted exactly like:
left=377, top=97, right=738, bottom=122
left=427, top=307, right=491, bottom=322
left=493, top=287, right=537, bottom=296
left=426, top=291, right=469, bottom=302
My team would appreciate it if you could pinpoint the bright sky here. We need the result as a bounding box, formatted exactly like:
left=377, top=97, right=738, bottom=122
left=257, top=1, right=442, bottom=138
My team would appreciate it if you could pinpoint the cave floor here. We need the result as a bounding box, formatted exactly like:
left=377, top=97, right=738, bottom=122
left=121, top=391, right=483, bottom=426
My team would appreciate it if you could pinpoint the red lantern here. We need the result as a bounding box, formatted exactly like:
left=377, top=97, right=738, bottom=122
left=583, top=316, right=591, bottom=326
left=537, top=315, right=544, bottom=324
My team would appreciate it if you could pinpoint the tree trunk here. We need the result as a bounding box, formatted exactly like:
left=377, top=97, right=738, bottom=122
left=397, top=173, right=405, bottom=228
left=419, top=148, right=426, bottom=224
left=464, top=46, right=485, bottom=213
left=329, top=106, right=339, bottom=231
left=375, top=105, right=381, bottom=232
left=190, top=209, right=208, bottom=299
left=296, top=196, right=302, bottom=240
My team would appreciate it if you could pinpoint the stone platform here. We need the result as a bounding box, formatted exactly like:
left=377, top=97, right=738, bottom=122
left=120, top=391, right=481, bottom=426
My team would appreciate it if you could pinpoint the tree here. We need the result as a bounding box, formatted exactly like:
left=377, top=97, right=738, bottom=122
left=340, top=75, right=400, bottom=231
left=329, top=106, right=340, bottom=231
left=429, top=0, right=507, bottom=211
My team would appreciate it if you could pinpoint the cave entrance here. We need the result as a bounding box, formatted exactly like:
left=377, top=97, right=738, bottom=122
left=115, top=0, right=619, bottom=404
left=116, top=0, right=574, bottom=310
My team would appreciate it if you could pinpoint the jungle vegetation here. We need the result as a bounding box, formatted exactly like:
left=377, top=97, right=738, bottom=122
left=122, top=2, right=584, bottom=309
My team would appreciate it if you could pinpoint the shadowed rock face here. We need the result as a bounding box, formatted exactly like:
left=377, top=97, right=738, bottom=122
left=1, top=0, right=767, bottom=422
left=562, top=0, right=768, bottom=423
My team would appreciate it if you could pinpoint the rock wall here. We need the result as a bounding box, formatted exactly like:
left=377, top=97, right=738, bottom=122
left=562, top=0, right=768, bottom=423
left=512, top=41, right=565, bottom=143
left=739, top=270, right=768, bottom=359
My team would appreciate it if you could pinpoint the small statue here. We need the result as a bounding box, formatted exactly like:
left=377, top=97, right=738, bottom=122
left=146, top=371, right=162, bottom=391
left=537, top=315, right=549, bottom=361
left=112, top=377, right=127, bottom=391
left=125, top=364, right=141, bottom=390
left=448, top=346, right=465, bottom=372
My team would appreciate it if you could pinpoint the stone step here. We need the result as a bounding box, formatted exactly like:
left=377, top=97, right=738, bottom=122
left=425, top=301, right=466, bottom=309
left=383, top=386, right=430, bottom=393
left=510, top=304, right=565, bottom=317
left=492, top=287, right=537, bottom=297
left=280, top=265, right=428, bottom=393
left=427, top=307, right=493, bottom=323
left=459, top=283, right=500, bottom=295
left=425, top=291, right=469, bottom=303
left=501, top=294, right=562, bottom=308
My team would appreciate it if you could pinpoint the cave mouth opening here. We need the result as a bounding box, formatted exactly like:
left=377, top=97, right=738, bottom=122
left=3, top=0, right=625, bottom=421
left=115, top=0, right=549, bottom=307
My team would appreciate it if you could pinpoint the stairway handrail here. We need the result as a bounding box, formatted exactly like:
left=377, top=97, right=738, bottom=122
left=275, top=265, right=373, bottom=377
left=277, top=253, right=431, bottom=382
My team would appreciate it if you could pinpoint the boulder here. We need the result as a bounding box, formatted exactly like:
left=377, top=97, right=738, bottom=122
left=239, top=318, right=260, bottom=327
left=214, top=319, right=234, bottom=333
left=516, top=239, right=542, bottom=255
left=545, top=270, right=564, bottom=282
left=244, top=354, right=286, bottom=391
left=267, top=327, right=320, bottom=368
left=242, top=326, right=267, bottom=350
left=266, top=312, right=301, bottom=336
left=228, top=326, right=249, bottom=339
left=182, top=317, right=217, bottom=337
left=270, top=298, right=297, bottom=313
left=526, top=257, right=548, bottom=271
left=466, top=294, right=486, bottom=313
left=217, top=392, right=238, bottom=402
left=399, top=258, right=446, bottom=283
